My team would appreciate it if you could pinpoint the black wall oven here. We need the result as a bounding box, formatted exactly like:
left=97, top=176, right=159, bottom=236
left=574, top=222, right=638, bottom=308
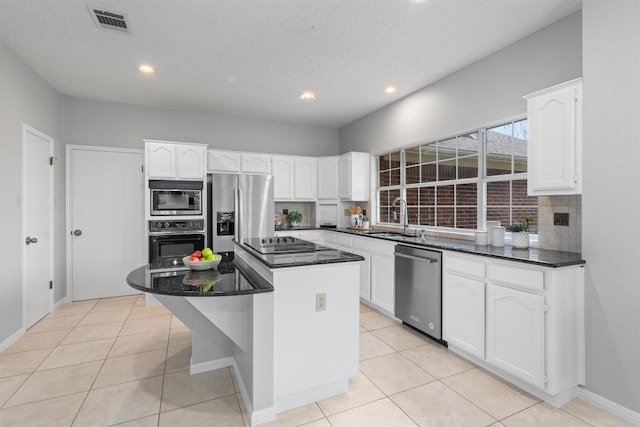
left=149, top=180, right=202, bottom=216
left=148, top=219, right=205, bottom=267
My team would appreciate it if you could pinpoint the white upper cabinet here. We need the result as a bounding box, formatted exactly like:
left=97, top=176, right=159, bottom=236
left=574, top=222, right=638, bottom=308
left=294, top=157, right=316, bottom=200
left=207, top=150, right=241, bottom=173
left=272, top=156, right=316, bottom=201
left=525, top=78, right=582, bottom=195
left=176, top=145, right=206, bottom=179
left=317, top=157, right=339, bottom=200
left=272, top=156, right=295, bottom=200
left=339, top=152, right=370, bottom=201
left=146, top=141, right=206, bottom=180
left=241, top=153, right=272, bottom=174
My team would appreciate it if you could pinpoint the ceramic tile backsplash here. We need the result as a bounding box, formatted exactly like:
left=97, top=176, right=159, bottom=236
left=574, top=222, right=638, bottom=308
left=537, top=195, right=582, bottom=252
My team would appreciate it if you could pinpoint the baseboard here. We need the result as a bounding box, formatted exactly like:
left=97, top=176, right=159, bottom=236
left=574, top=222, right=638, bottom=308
left=229, top=361, right=276, bottom=426
left=189, top=356, right=234, bottom=375
left=53, top=297, right=68, bottom=311
left=577, top=387, right=640, bottom=425
left=0, top=328, right=25, bottom=353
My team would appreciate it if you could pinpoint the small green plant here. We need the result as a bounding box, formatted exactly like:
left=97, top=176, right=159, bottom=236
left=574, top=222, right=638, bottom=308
left=507, top=216, right=533, bottom=232
left=286, top=211, right=302, bottom=224
left=362, top=215, right=369, bottom=222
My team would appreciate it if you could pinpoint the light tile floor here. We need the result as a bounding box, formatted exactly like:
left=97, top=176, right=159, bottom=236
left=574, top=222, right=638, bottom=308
left=0, top=296, right=632, bottom=427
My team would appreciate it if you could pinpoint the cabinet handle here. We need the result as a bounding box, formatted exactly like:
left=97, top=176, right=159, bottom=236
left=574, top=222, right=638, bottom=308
left=393, top=252, right=438, bottom=263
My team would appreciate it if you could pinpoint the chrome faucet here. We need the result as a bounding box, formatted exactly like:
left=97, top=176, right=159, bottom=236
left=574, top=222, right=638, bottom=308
left=392, top=197, right=408, bottom=235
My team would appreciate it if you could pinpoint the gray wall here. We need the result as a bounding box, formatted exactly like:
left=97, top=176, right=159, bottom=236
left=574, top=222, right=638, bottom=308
left=582, top=0, right=640, bottom=412
left=339, top=12, right=582, bottom=154
left=63, top=97, right=340, bottom=156
left=0, top=42, right=64, bottom=343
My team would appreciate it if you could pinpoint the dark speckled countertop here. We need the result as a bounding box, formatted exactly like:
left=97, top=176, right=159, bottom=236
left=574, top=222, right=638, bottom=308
left=126, top=255, right=273, bottom=297
left=331, top=229, right=585, bottom=268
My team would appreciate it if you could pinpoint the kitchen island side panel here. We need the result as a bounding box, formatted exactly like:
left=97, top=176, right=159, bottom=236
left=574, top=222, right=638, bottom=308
left=272, top=263, right=360, bottom=410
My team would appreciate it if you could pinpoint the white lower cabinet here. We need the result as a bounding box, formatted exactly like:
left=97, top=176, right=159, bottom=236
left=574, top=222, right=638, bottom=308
left=443, top=272, right=485, bottom=359
left=370, top=252, right=394, bottom=314
left=443, top=252, right=584, bottom=405
left=350, top=247, right=371, bottom=301
left=486, top=283, right=545, bottom=388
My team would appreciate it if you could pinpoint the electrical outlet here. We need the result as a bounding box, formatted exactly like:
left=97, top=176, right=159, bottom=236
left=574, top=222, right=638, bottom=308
left=554, top=213, right=570, bottom=226
left=316, top=293, right=326, bottom=311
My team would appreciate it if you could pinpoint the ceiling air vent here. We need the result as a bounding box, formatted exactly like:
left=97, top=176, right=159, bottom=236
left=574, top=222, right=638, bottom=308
left=89, top=6, right=130, bottom=33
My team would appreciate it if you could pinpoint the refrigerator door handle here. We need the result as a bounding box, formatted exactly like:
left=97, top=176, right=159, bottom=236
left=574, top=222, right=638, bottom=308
left=234, top=187, right=242, bottom=243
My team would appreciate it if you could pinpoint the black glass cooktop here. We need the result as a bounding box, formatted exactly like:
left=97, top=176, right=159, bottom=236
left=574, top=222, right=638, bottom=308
left=243, top=237, right=333, bottom=254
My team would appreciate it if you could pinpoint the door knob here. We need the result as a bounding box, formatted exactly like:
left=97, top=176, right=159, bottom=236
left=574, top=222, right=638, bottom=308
left=25, top=237, right=38, bottom=245
left=72, top=229, right=82, bottom=236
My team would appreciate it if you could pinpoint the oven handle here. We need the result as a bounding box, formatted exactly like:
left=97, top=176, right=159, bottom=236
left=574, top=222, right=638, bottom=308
left=393, top=252, right=438, bottom=264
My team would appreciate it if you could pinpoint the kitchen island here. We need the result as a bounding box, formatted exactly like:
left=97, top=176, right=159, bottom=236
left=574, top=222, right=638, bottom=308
left=127, top=245, right=363, bottom=426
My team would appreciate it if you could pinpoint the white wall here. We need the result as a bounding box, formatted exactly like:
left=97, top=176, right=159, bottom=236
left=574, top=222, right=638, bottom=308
left=0, top=42, right=64, bottom=343
left=582, top=0, right=640, bottom=413
left=63, top=97, right=340, bottom=156
left=339, top=12, right=582, bottom=155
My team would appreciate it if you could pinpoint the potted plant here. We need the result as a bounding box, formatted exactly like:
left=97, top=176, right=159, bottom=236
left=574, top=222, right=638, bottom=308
left=362, top=215, right=370, bottom=229
left=286, top=211, right=302, bottom=228
left=507, top=216, right=533, bottom=248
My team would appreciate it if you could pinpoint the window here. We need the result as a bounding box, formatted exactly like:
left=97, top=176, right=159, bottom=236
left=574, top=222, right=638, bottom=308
left=377, top=118, right=537, bottom=232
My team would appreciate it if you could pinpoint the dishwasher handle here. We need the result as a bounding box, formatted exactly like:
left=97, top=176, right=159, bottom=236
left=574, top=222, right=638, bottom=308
left=393, top=251, right=439, bottom=264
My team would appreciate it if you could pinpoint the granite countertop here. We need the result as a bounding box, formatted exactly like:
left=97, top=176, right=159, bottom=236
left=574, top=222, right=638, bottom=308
left=126, top=255, right=273, bottom=297
left=238, top=243, right=364, bottom=269
left=331, top=228, right=585, bottom=268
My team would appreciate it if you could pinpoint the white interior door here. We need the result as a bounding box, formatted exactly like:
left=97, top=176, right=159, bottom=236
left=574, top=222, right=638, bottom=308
left=68, top=146, right=145, bottom=301
left=23, top=125, right=54, bottom=329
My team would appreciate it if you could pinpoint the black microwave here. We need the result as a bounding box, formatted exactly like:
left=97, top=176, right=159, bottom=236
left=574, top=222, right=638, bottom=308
left=149, top=180, right=202, bottom=216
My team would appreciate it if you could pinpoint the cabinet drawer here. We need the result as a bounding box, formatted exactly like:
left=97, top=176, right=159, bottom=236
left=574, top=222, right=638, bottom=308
left=488, top=262, right=544, bottom=293
left=444, top=254, right=486, bottom=279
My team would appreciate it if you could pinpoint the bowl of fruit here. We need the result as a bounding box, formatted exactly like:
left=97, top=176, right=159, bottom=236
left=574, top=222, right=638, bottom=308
left=182, top=247, right=222, bottom=270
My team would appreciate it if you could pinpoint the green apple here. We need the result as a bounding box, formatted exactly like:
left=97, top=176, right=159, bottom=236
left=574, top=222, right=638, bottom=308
left=205, top=254, right=215, bottom=261
left=201, top=247, right=213, bottom=258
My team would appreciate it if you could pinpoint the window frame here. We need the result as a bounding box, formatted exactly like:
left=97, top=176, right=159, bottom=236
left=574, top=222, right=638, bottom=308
left=375, top=116, right=537, bottom=238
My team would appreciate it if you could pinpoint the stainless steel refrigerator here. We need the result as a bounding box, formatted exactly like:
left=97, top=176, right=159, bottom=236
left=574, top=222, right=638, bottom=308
left=207, top=173, right=274, bottom=252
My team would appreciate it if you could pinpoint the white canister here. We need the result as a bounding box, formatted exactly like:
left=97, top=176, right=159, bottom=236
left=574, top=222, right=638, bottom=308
left=490, top=226, right=505, bottom=247
left=474, top=231, right=488, bottom=246
left=485, top=221, right=501, bottom=245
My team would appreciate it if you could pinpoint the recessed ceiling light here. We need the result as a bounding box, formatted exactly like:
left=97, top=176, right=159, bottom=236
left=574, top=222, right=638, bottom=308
left=408, top=0, right=428, bottom=4
left=300, top=92, right=316, bottom=101
left=385, top=86, right=397, bottom=94
left=139, top=64, right=155, bottom=74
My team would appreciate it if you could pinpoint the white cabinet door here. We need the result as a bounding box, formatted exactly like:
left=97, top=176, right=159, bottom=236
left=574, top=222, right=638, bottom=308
left=176, top=145, right=206, bottom=179
left=525, top=78, right=582, bottom=195
left=294, top=157, right=316, bottom=200
left=207, top=150, right=241, bottom=172
left=486, top=283, right=545, bottom=388
left=317, top=157, right=338, bottom=200
left=338, top=154, right=351, bottom=200
left=443, top=272, right=485, bottom=358
left=272, top=156, right=294, bottom=200
left=146, top=142, right=176, bottom=178
left=350, top=247, right=371, bottom=301
left=339, top=152, right=370, bottom=201
left=370, top=253, right=394, bottom=314
left=241, top=153, right=272, bottom=174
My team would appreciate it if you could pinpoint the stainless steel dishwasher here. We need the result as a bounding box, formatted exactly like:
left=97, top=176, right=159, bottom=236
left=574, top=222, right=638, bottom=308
left=394, top=245, right=443, bottom=342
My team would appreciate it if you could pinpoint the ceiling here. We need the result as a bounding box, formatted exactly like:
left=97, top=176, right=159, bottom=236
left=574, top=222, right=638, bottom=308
left=0, top=0, right=581, bottom=128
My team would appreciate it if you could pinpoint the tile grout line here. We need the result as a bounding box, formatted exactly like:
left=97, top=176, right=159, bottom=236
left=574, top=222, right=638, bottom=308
left=71, top=297, right=136, bottom=426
